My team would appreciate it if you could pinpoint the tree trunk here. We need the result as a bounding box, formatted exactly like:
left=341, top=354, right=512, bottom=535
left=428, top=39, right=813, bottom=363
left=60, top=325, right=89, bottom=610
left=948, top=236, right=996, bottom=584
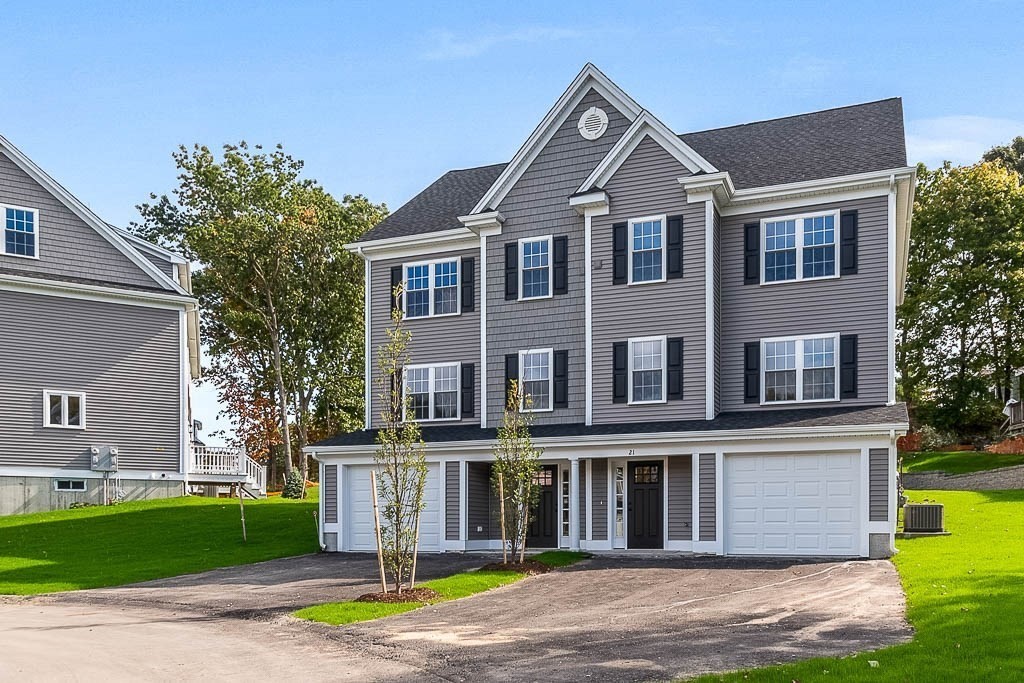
left=268, top=326, right=293, bottom=476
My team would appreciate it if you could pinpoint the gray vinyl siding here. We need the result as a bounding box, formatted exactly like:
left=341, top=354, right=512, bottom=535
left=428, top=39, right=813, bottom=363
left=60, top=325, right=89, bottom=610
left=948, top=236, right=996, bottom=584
left=720, top=195, right=889, bottom=410
left=139, top=250, right=176, bottom=278
left=579, top=460, right=587, bottom=541
left=487, top=89, right=632, bottom=427
left=667, top=455, right=693, bottom=541
left=445, top=461, right=460, bottom=540
left=323, top=464, right=338, bottom=523
left=591, top=136, right=706, bottom=423
left=467, top=461, right=501, bottom=540
left=869, top=448, right=889, bottom=522
left=590, top=458, right=608, bottom=541
left=369, top=248, right=480, bottom=427
left=699, top=453, right=716, bottom=541
left=0, top=289, right=181, bottom=471
left=713, top=207, right=722, bottom=417
left=0, top=150, right=160, bottom=290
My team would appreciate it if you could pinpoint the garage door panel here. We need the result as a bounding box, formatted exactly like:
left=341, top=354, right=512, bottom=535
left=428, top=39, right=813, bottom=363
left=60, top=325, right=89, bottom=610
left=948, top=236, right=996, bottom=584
left=345, top=464, right=442, bottom=552
left=763, top=482, right=789, bottom=497
left=763, top=507, right=790, bottom=524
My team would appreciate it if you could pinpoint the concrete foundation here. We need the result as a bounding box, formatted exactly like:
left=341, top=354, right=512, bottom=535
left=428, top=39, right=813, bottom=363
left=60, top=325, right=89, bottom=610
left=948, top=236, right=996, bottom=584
left=868, top=532, right=893, bottom=558
left=0, top=476, right=182, bottom=516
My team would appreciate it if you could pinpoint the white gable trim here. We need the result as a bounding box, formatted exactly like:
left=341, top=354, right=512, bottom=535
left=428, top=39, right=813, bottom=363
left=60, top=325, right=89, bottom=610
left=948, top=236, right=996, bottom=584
left=0, top=134, right=185, bottom=294
left=470, top=63, right=643, bottom=215
left=576, top=111, right=717, bottom=194
left=115, top=227, right=187, bottom=264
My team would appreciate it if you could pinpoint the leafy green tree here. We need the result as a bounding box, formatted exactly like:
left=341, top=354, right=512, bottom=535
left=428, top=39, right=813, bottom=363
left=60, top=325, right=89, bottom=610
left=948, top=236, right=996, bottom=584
left=984, top=137, right=1024, bottom=179
left=492, top=382, right=542, bottom=563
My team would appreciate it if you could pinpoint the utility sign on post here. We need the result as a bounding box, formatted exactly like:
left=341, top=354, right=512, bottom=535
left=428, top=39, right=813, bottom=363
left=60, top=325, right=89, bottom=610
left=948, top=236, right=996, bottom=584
left=90, top=445, right=120, bottom=472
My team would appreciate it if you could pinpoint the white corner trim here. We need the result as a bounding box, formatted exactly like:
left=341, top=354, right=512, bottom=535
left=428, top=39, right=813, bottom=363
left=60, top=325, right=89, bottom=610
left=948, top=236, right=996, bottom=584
left=704, top=200, right=715, bottom=420
left=887, top=185, right=897, bottom=405
left=471, top=63, right=643, bottom=215
left=577, top=111, right=717, bottom=194
left=363, top=253, right=372, bottom=429
left=0, top=134, right=184, bottom=294
left=479, top=233, right=488, bottom=428
left=179, top=308, right=190, bottom=478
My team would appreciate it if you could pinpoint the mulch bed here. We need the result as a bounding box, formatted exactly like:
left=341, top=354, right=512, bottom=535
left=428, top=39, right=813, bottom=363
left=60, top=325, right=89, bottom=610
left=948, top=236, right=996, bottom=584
left=479, top=559, right=552, bottom=575
left=355, top=587, right=440, bottom=603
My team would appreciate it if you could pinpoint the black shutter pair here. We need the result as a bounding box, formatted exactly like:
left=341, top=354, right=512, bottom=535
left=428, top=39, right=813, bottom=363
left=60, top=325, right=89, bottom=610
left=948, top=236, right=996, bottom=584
left=742, top=335, right=858, bottom=403
left=613, top=216, right=684, bottom=284
left=743, top=210, right=859, bottom=284
left=612, top=338, right=684, bottom=402
left=390, top=258, right=476, bottom=314
left=504, top=351, right=568, bottom=408
left=461, top=363, right=475, bottom=417
left=505, top=237, right=568, bottom=299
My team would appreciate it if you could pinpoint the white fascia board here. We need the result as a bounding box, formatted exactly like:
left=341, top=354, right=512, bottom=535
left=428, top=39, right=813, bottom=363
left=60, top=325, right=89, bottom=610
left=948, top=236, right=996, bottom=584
left=471, top=63, right=643, bottom=215
left=577, top=112, right=718, bottom=194
left=0, top=272, right=196, bottom=310
left=895, top=171, right=916, bottom=305
left=0, top=134, right=184, bottom=294
left=346, top=228, right=480, bottom=260
left=458, top=210, right=504, bottom=234
left=569, top=190, right=609, bottom=215
left=114, top=228, right=188, bottom=264
left=722, top=166, right=916, bottom=211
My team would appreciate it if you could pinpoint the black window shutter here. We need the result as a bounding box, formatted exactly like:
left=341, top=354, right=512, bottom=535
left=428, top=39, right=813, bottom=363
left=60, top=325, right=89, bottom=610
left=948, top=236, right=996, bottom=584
left=553, top=350, right=568, bottom=408
left=743, top=342, right=760, bottom=403
left=504, top=243, right=518, bottom=300
left=504, top=354, right=519, bottom=407
left=461, top=363, right=475, bottom=417
left=743, top=223, right=760, bottom=285
left=461, top=256, right=475, bottom=312
left=552, top=236, right=568, bottom=295
left=612, top=222, right=628, bottom=285
left=666, top=215, right=683, bottom=279
left=612, top=341, right=628, bottom=403
left=667, top=337, right=684, bottom=400
left=390, top=265, right=403, bottom=314
left=840, top=210, right=858, bottom=275
left=840, top=334, right=858, bottom=398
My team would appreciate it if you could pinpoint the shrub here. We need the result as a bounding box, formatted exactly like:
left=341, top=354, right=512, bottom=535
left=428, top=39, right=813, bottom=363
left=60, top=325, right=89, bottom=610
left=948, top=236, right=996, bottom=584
left=986, top=436, right=1024, bottom=454
left=281, top=470, right=305, bottom=499
left=898, top=432, right=922, bottom=452
left=918, top=425, right=958, bottom=452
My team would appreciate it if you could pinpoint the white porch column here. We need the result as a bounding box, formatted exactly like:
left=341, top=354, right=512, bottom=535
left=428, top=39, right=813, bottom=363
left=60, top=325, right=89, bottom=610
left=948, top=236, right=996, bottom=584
left=569, top=457, right=581, bottom=550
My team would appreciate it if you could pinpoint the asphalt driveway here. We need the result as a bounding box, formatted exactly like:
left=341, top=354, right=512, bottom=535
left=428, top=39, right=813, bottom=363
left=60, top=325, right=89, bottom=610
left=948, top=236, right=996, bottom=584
left=0, top=553, right=911, bottom=682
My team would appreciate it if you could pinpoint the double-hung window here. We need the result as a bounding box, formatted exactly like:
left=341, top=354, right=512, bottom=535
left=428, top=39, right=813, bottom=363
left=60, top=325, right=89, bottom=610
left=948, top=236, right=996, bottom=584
left=519, top=348, right=552, bottom=411
left=2, top=205, right=38, bottom=259
left=404, top=363, right=459, bottom=421
left=404, top=259, right=459, bottom=318
left=43, top=391, right=86, bottom=429
left=628, top=336, right=666, bottom=404
left=629, top=215, right=665, bottom=284
left=762, top=334, right=838, bottom=403
left=519, top=236, right=551, bottom=299
left=762, top=210, right=838, bottom=283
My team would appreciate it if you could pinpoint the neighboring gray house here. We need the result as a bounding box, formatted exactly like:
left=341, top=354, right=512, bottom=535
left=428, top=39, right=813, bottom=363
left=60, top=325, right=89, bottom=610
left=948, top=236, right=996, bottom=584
left=0, top=134, right=264, bottom=515
left=311, top=64, right=914, bottom=558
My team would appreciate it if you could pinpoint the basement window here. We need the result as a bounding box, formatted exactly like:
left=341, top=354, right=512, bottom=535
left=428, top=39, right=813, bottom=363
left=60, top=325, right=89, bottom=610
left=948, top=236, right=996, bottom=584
left=54, top=479, right=87, bottom=492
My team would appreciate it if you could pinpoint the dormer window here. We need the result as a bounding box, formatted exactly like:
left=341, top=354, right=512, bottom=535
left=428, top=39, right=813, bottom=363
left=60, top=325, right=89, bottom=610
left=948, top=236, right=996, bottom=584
left=2, top=205, right=38, bottom=259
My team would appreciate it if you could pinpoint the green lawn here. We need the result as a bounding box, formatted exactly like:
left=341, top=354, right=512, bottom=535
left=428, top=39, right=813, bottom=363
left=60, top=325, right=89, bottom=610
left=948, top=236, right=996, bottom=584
left=0, top=488, right=319, bottom=594
left=902, top=450, right=1024, bottom=474
left=696, top=490, right=1024, bottom=682
left=294, top=550, right=588, bottom=626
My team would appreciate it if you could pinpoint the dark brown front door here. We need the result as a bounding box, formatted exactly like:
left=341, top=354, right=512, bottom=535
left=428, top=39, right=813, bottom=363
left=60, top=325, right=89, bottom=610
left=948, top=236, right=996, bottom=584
left=527, top=464, right=558, bottom=548
left=628, top=461, right=663, bottom=549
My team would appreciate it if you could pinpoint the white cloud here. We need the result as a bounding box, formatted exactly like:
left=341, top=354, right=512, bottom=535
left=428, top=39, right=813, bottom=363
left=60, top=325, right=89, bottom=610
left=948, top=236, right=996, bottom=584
left=422, top=26, right=584, bottom=61
left=906, top=115, right=1024, bottom=167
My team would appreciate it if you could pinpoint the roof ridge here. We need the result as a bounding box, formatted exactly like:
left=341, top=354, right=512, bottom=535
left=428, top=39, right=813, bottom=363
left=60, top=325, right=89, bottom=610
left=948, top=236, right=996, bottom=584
left=678, top=97, right=903, bottom=137
left=445, top=161, right=509, bottom=174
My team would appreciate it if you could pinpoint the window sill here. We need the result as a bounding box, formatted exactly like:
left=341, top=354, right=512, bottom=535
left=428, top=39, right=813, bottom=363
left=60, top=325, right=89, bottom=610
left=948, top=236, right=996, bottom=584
left=404, top=311, right=462, bottom=321
left=759, top=273, right=840, bottom=286
left=520, top=407, right=554, bottom=413
left=626, top=277, right=667, bottom=287
left=0, top=251, right=39, bottom=260
left=760, top=397, right=840, bottom=406
left=627, top=398, right=667, bottom=406
left=404, top=417, right=462, bottom=424
left=43, top=424, right=86, bottom=430
left=517, top=294, right=553, bottom=302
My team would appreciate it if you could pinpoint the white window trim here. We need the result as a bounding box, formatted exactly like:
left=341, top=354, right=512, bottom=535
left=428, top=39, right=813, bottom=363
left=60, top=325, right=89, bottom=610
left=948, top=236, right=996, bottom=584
left=0, top=203, right=40, bottom=260
left=627, top=335, right=668, bottom=405
left=627, top=214, right=667, bottom=285
left=518, top=347, right=554, bottom=412
left=401, top=257, right=461, bottom=319
left=42, top=390, right=87, bottom=429
left=518, top=235, right=553, bottom=301
left=402, top=362, right=461, bottom=423
left=760, top=209, right=840, bottom=285
left=760, top=332, right=841, bottom=405
left=54, top=479, right=87, bottom=492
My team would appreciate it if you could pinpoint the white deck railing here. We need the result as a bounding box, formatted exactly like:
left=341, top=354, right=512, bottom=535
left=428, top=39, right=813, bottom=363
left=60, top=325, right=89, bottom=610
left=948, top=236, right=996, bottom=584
left=190, top=445, right=267, bottom=493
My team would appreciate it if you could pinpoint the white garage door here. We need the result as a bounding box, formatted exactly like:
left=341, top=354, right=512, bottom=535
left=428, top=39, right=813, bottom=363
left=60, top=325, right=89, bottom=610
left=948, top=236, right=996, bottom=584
left=725, top=453, right=861, bottom=556
left=344, top=464, right=442, bottom=552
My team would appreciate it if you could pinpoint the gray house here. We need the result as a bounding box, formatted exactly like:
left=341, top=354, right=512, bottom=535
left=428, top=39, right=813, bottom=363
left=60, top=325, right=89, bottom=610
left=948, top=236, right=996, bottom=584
left=0, top=134, right=264, bottom=515
left=312, top=64, right=914, bottom=558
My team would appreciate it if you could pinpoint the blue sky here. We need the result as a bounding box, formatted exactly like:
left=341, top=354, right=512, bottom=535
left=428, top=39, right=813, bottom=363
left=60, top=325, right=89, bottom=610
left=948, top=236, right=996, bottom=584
left=4, top=1, right=1021, bottom=441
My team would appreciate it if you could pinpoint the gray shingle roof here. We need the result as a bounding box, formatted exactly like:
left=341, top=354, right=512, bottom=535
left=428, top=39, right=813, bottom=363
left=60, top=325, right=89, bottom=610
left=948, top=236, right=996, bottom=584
left=356, top=98, right=906, bottom=244
left=313, top=403, right=909, bottom=448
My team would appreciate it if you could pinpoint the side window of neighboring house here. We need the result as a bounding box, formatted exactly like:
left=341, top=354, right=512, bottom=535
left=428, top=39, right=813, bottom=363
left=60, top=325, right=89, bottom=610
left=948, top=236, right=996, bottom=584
left=2, top=205, right=39, bottom=258
left=43, top=391, right=86, bottom=429
left=762, top=210, right=838, bottom=283
left=404, top=363, right=460, bottom=421
left=519, top=236, right=552, bottom=300
left=629, top=216, right=665, bottom=284
left=404, top=259, right=459, bottom=318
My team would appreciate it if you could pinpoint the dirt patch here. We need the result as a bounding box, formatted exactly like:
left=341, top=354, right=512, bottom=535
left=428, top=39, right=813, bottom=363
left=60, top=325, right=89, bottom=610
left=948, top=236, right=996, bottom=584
left=479, top=560, right=551, bottom=575
left=356, top=588, right=440, bottom=603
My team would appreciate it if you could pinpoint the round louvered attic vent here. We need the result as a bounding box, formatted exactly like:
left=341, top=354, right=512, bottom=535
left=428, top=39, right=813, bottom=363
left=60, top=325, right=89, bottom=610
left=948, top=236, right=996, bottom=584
left=578, top=106, right=609, bottom=140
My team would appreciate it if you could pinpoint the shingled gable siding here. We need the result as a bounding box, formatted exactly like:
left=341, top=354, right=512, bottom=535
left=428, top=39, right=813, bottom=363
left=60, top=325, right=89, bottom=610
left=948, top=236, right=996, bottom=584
left=0, top=151, right=159, bottom=290
left=485, top=89, right=632, bottom=427
left=0, top=289, right=181, bottom=471
left=369, top=247, right=480, bottom=428
left=591, top=136, right=706, bottom=423
left=720, top=195, right=889, bottom=410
